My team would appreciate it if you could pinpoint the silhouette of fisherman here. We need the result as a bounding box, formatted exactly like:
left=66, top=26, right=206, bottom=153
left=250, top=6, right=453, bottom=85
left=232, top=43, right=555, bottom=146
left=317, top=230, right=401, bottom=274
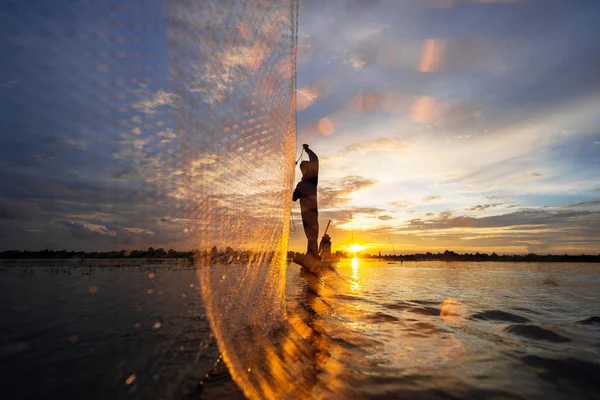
left=293, top=144, right=320, bottom=258
left=319, top=233, right=332, bottom=260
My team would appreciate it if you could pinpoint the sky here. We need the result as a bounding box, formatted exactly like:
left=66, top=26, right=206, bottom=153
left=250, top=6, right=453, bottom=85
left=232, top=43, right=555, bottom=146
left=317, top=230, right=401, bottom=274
left=1, top=0, right=599, bottom=254
left=289, top=0, right=600, bottom=254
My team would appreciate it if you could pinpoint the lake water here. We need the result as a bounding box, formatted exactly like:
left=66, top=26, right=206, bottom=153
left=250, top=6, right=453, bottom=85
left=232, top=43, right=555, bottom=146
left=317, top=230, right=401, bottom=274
left=1, top=259, right=599, bottom=399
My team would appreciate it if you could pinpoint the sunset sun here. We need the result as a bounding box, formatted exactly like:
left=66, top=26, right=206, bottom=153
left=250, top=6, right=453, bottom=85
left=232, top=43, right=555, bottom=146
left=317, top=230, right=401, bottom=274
left=348, top=244, right=365, bottom=254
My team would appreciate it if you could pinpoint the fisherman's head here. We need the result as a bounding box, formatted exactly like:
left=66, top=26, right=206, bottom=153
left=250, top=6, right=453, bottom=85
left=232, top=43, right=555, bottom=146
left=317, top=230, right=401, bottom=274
left=322, top=234, right=331, bottom=242
left=300, top=160, right=311, bottom=178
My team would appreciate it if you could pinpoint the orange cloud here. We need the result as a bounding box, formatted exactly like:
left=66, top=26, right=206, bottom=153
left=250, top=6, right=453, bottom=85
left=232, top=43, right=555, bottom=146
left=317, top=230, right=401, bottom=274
left=297, top=83, right=327, bottom=111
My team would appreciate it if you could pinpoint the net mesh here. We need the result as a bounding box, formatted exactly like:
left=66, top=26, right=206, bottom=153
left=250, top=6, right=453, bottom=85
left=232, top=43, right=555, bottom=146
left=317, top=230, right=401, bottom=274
left=162, top=0, right=300, bottom=398
left=3, top=0, right=302, bottom=398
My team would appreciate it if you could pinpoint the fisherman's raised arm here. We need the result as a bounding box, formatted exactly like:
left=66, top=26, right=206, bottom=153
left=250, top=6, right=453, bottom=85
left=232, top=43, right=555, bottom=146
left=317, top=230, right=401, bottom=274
left=303, top=144, right=318, bottom=163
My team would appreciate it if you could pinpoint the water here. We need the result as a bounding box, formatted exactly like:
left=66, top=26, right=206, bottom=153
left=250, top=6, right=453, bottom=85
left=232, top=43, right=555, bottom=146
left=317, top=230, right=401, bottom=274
left=0, top=260, right=223, bottom=400
left=1, top=260, right=599, bottom=399
left=295, top=260, right=600, bottom=399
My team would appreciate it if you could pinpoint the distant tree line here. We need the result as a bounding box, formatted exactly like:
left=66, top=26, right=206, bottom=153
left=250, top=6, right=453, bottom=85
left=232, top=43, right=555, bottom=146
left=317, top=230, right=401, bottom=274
left=286, top=250, right=346, bottom=260
left=287, top=249, right=600, bottom=262
left=362, top=250, right=600, bottom=263
left=0, top=248, right=194, bottom=260
left=0, top=247, right=276, bottom=264
left=2, top=248, right=599, bottom=263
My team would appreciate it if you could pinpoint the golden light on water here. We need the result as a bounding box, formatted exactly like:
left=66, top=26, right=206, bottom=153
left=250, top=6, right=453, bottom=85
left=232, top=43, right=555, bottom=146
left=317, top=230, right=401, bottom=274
left=351, top=258, right=361, bottom=293
left=440, top=298, right=468, bottom=326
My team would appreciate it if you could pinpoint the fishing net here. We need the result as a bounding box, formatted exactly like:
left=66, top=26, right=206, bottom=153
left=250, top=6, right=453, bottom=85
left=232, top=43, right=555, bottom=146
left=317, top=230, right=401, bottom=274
left=3, top=0, right=299, bottom=398
left=163, top=0, right=301, bottom=398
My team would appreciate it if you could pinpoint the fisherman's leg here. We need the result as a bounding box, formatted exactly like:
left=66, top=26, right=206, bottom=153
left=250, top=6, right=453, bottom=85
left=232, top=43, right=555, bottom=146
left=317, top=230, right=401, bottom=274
left=302, top=222, right=316, bottom=255
left=302, top=211, right=319, bottom=258
left=306, top=224, right=319, bottom=258
left=306, top=238, right=318, bottom=258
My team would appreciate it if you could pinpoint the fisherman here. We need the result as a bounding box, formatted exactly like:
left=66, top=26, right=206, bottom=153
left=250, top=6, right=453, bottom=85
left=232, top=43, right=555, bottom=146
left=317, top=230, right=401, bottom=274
left=319, top=233, right=332, bottom=260
left=293, top=144, right=319, bottom=258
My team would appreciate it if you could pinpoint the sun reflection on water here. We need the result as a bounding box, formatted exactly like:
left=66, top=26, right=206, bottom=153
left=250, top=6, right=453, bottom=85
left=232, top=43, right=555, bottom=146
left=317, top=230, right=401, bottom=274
left=351, top=257, right=361, bottom=293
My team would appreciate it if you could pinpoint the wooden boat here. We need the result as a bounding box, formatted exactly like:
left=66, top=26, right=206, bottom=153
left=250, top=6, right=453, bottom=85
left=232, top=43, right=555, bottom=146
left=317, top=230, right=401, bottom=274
left=292, top=253, right=339, bottom=274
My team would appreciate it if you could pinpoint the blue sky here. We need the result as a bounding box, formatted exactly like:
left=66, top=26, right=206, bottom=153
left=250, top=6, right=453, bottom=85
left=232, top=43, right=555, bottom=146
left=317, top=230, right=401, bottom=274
left=1, top=0, right=599, bottom=254
left=289, top=0, right=600, bottom=253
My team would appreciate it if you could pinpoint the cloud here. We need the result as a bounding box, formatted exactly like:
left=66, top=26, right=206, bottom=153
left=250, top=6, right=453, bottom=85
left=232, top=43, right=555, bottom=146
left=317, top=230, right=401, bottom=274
left=564, top=200, right=600, bottom=208
left=350, top=24, right=390, bottom=41
left=378, top=215, right=393, bottom=220
left=399, top=209, right=599, bottom=232
left=82, top=223, right=117, bottom=236
left=5, top=0, right=600, bottom=255
left=47, top=219, right=190, bottom=250
left=389, top=201, right=415, bottom=209
left=296, top=85, right=320, bottom=111
left=319, top=138, right=410, bottom=163
left=352, top=207, right=600, bottom=254
left=318, top=207, right=386, bottom=225
left=422, top=195, right=442, bottom=203
left=132, top=90, right=174, bottom=114
left=343, top=137, right=409, bottom=155
left=319, top=175, right=377, bottom=208
left=57, top=221, right=113, bottom=238
left=125, top=227, right=155, bottom=235
left=173, top=4, right=292, bottom=105
left=485, top=194, right=512, bottom=200
left=439, top=211, right=453, bottom=219
left=346, top=55, right=366, bottom=70
left=0, top=198, right=43, bottom=221
left=110, top=167, right=135, bottom=180
left=63, top=138, right=88, bottom=151
left=463, top=203, right=505, bottom=212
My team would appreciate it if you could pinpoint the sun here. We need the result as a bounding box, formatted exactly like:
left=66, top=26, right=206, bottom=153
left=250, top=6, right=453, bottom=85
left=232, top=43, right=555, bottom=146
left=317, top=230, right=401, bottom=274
left=348, top=244, right=365, bottom=253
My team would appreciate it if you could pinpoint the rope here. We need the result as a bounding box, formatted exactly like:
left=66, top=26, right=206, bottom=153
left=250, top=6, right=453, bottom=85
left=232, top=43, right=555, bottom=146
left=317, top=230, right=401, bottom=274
left=295, top=147, right=304, bottom=165
left=388, top=235, right=397, bottom=257
left=290, top=209, right=297, bottom=232
left=291, top=145, right=304, bottom=232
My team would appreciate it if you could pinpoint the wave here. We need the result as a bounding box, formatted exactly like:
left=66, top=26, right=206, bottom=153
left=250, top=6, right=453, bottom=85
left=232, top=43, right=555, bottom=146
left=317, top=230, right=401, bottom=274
left=504, top=324, right=571, bottom=343
left=471, top=310, right=531, bottom=323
